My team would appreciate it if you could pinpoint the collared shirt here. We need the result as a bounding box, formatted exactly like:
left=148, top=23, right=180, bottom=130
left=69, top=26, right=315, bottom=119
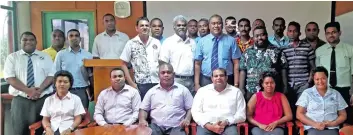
left=268, top=35, right=290, bottom=48
left=159, top=34, right=196, bottom=76
left=236, top=37, right=254, bottom=53
left=301, top=38, right=326, bottom=50
left=194, top=33, right=242, bottom=77
left=316, top=42, right=353, bottom=87
left=54, top=47, right=93, bottom=87
left=120, top=36, right=161, bottom=84
left=240, top=44, right=288, bottom=93
left=140, top=83, right=193, bottom=128
left=159, top=36, right=166, bottom=44
left=191, top=84, right=246, bottom=127
left=92, top=30, right=129, bottom=59
left=296, top=86, right=348, bottom=130
left=42, top=46, right=65, bottom=61
left=194, top=37, right=201, bottom=43
left=94, top=85, right=141, bottom=126
left=4, top=50, right=54, bottom=98
left=282, top=41, right=315, bottom=87
left=40, top=92, right=85, bottom=133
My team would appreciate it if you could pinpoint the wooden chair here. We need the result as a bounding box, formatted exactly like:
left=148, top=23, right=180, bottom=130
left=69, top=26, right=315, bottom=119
left=190, top=122, right=244, bottom=135
left=238, top=121, right=293, bottom=135
left=28, top=108, right=91, bottom=135
left=296, top=120, right=351, bottom=135
left=87, top=121, right=190, bottom=134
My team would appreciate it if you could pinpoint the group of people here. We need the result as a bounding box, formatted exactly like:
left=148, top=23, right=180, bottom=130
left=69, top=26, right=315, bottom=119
left=3, top=12, right=353, bottom=135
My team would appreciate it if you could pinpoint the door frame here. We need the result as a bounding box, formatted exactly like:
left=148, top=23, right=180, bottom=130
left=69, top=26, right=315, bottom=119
left=42, top=11, right=96, bottom=52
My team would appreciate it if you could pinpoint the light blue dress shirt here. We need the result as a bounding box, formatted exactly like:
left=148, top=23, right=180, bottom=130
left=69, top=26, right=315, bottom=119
left=159, top=36, right=166, bottom=45
left=296, top=86, right=348, bottom=130
left=194, top=36, right=201, bottom=43
left=53, top=47, right=93, bottom=87
left=268, top=35, right=290, bottom=48
left=194, top=33, right=242, bottom=77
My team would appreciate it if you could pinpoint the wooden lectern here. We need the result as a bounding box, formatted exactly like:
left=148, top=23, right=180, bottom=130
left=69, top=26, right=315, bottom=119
left=84, top=59, right=131, bottom=102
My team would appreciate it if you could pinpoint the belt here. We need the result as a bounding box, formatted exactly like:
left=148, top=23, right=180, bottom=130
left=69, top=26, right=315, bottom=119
left=175, top=75, right=193, bottom=79
left=71, top=86, right=88, bottom=91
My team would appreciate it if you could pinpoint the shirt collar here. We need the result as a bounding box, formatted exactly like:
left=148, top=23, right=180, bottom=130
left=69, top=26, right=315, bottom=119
left=20, top=49, right=39, bottom=56
left=133, top=35, right=154, bottom=47
left=325, top=42, right=342, bottom=49
left=103, top=30, right=120, bottom=36
left=108, top=85, right=129, bottom=93
left=156, top=83, right=178, bottom=91
left=210, top=84, right=232, bottom=93
left=270, top=35, right=288, bottom=41
left=68, top=46, right=82, bottom=53
left=54, top=92, right=72, bottom=100
left=172, top=34, right=191, bottom=44
left=312, top=86, right=333, bottom=97
left=209, top=33, right=224, bottom=41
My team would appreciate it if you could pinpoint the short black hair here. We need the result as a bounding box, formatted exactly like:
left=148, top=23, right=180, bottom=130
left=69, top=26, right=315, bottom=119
left=211, top=68, right=227, bottom=77
left=288, top=21, right=301, bottom=32
left=238, top=18, right=251, bottom=26
left=198, top=18, right=209, bottom=24
left=225, top=16, right=236, bottom=21
left=306, top=21, right=319, bottom=29
left=103, top=13, right=115, bottom=20
left=313, top=66, right=328, bottom=78
left=324, top=21, right=341, bottom=32
left=209, top=14, right=223, bottom=23
left=52, top=29, right=65, bottom=38
left=110, top=67, right=124, bottom=77
left=254, top=18, right=265, bottom=26
left=20, top=31, right=37, bottom=40
left=67, top=29, right=80, bottom=37
left=188, top=19, right=197, bottom=24
left=150, top=17, right=163, bottom=26
left=54, top=70, right=74, bottom=90
left=136, top=16, right=149, bottom=26
left=258, top=71, right=278, bottom=91
left=273, top=17, right=286, bottom=26
left=253, top=26, right=268, bottom=35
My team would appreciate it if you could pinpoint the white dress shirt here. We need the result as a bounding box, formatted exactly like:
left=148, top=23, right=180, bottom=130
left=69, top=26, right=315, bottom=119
left=3, top=50, right=54, bottom=98
left=94, top=85, right=141, bottom=126
left=120, top=35, right=161, bottom=84
left=159, top=34, right=196, bottom=76
left=40, top=92, right=85, bottom=133
left=92, top=30, right=130, bottom=59
left=191, top=84, right=246, bottom=127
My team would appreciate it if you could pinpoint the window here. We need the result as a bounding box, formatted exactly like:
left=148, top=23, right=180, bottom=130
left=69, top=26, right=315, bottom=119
left=0, top=1, right=17, bottom=79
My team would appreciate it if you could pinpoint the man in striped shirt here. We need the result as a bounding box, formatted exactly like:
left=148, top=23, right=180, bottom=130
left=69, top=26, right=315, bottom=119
left=282, top=21, right=315, bottom=120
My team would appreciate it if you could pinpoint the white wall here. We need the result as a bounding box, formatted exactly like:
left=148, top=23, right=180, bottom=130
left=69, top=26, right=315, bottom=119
left=336, top=12, right=353, bottom=45
left=147, top=1, right=331, bottom=40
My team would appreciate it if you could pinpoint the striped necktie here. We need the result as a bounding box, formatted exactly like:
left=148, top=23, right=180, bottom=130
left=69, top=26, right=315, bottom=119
left=27, top=54, right=35, bottom=87
left=211, top=37, right=220, bottom=71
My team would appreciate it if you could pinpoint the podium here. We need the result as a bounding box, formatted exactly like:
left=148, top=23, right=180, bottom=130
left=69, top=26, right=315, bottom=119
left=84, top=59, right=132, bottom=102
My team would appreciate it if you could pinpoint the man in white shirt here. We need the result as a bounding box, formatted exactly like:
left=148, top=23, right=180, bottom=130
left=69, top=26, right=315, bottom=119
left=191, top=68, right=246, bottom=135
left=159, top=15, right=196, bottom=95
left=94, top=68, right=141, bottom=126
left=4, top=32, right=54, bottom=135
left=120, top=17, right=161, bottom=100
left=92, top=13, right=130, bottom=59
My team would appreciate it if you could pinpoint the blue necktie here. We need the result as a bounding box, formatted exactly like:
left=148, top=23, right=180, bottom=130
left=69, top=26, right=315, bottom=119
left=211, top=37, right=220, bottom=71
left=27, top=54, right=35, bottom=87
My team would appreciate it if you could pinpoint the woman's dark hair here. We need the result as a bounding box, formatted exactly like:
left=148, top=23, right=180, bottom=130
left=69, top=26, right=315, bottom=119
left=53, top=70, right=74, bottom=90
left=258, top=71, right=278, bottom=91
left=313, top=66, right=328, bottom=78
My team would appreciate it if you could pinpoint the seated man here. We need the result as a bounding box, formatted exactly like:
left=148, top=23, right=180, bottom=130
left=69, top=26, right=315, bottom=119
left=191, top=68, right=246, bottom=135
left=94, top=68, right=141, bottom=126
left=139, top=63, right=193, bottom=135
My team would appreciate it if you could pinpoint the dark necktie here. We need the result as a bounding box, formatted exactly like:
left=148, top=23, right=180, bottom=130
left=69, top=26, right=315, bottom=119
left=211, top=37, right=220, bottom=71
left=27, top=54, right=35, bottom=87
left=330, top=47, right=337, bottom=87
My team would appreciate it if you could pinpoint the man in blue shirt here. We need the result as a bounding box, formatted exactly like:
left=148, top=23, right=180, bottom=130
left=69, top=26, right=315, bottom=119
left=268, top=17, right=290, bottom=48
left=54, top=29, right=93, bottom=108
left=195, top=18, right=210, bottom=43
left=194, top=14, right=242, bottom=91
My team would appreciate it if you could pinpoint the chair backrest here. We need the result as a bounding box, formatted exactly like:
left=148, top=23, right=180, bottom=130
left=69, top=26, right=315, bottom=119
left=340, top=126, right=353, bottom=135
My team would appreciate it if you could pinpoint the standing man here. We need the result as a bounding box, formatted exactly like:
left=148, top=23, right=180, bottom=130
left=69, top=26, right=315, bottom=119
left=4, top=32, right=54, bottom=135
left=302, top=22, right=326, bottom=50
left=54, top=29, right=93, bottom=109
left=195, top=18, right=210, bottom=43
left=159, top=15, right=197, bottom=95
left=187, top=19, right=199, bottom=42
left=316, top=22, right=353, bottom=124
left=42, top=29, right=66, bottom=61
left=192, top=68, right=246, bottom=135
left=120, top=17, right=161, bottom=100
left=194, top=14, right=242, bottom=91
left=139, top=63, right=193, bottom=135
left=239, top=26, right=288, bottom=101
left=269, top=17, right=290, bottom=48
left=236, top=18, right=254, bottom=53
left=150, top=18, right=166, bottom=44
left=224, top=16, right=237, bottom=38
left=92, top=13, right=130, bottom=59
left=94, top=68, right=141, bottom=126
left=252, top=19, right=266, bottom=30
